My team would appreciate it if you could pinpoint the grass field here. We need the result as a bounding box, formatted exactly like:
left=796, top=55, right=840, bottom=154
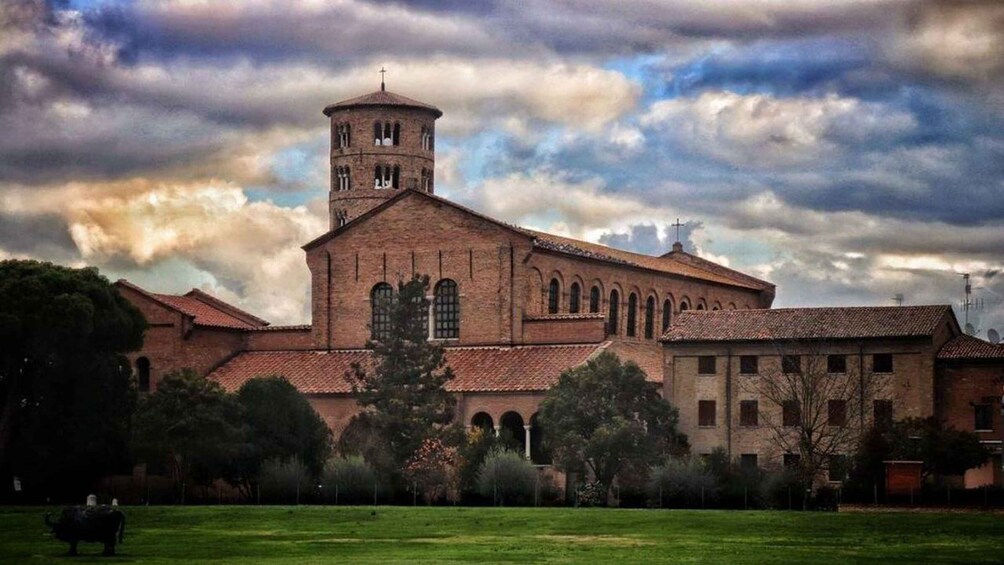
left=0, top=505, right=1002, bottom=564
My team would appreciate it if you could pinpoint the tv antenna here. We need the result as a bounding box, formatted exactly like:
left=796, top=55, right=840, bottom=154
left=961, top=273, right=985, bottom=328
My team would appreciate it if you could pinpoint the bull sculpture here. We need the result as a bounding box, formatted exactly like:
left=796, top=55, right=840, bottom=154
left=45, top=505, right=126, bottom=556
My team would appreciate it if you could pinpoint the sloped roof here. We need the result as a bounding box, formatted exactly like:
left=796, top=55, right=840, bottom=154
left=210, top=343, right=617, bottom=394
left=323, top=89, right=443, bottom=117
left=662, top=305, right=954, bottom=343
left=303, top=189, right=772, bottom=293
left=117, top=280, right=269, bottom=331
left=938, top=334, right=1004, bottom=360
left=523, top=229, right=773, bottom=291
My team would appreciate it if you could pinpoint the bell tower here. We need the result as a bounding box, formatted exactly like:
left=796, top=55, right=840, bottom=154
left=322, top=76, right=442, bottom=229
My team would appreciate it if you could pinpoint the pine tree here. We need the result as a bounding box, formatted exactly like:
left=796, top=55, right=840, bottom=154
left=346, top=275, right=457, bottom=482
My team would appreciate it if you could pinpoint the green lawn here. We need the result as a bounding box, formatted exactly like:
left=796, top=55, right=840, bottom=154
left=0, top=505, right=1001, bottom=564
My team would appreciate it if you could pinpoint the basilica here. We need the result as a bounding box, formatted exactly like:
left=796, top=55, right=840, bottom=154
left=117, top=85, right=1003, bottom=487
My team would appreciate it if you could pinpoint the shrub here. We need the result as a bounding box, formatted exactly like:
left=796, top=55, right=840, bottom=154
left=648, top=457, right=718, bottom=508
left=259, top=457, right=310, bottom=504
left=322, top=455, right=379, bottom=504
left=575, top=481, right=606, bottom=507
left=759, top=468, right=806, bottom=510
left=403, top=438, right=459, bottom=504
left=475, top=448, right=538, bottom=505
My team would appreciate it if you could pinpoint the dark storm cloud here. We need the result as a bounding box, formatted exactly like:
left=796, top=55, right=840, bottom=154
left=0, top=211, right=78, bottom=259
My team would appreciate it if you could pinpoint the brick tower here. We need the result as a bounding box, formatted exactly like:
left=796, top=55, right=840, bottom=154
left=323, top=78, right=442, bottom=229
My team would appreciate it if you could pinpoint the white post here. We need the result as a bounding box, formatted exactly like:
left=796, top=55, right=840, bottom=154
left=524, top=425, right=532, bottom=460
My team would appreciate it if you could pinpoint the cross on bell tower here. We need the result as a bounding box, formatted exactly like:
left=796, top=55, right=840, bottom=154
left=380, top=66, right=386, bottom=91
left=671, top=218, right=685, bottom=252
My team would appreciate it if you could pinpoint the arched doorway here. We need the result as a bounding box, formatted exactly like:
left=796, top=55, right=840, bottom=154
left=499, top=411, right=526, bottom=456
left=471, top=412, right=494, bottom=433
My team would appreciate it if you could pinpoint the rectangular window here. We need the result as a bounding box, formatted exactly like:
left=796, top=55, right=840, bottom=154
left=698, top=356, right=717, bottom=375
left=740, top=454, right=758, bottom=472
left=873, top=353, right=893, bottom=373
left=782, top=355, right=801, bottom=375
left=739, top=355, right=758, bottom=375
left=698, top=400, right=716, bottom=427
left=782, top=400, right=800, bottom=427
left=828, top=399, right=847, bottom=427
left=828, top=455, right=848, bottom=482
left=873, top=400, right=893, bottom=428
left=827, top=354, right=847, bottom=374
left=740, top=400, right=759, bottom=427
left=974, top=404, right=994, bottom=431
left=783, top=453, right=801, bottom=469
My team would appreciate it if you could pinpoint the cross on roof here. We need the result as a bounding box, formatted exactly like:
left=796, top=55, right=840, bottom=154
left=379, top=66, right=387, bottom=91
left=672, top=218, right=684, bottom=242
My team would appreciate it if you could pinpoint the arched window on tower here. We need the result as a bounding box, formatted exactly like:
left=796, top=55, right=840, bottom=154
left=421, top=126, right=433, bottom=150
left=434, top=279, right=459, bottom=339
left=608, top=289, right=619, bottom=335
left=374, top=122, right=382, bottom=145
left=569, top=282, right=581, bottom=314
left=589, top=286, right=600, bottom=313
left=645, top=296, right=655, bottom=339
left=136, top=357, right=150, bottom=392
left=627, top=293, right=638, bottom=337
left=393, top=123, right=401, bottom=146
left=335, top=166, right=351, bottom=191
left=370, top=283, right=394, bottom=340
left=335, top=209, right=348, bottom=227
left=662, top=299, right=672, bottom=332
left=374, top=164, right=399, bottom=189
left=336, top=123, right=351, bottom=148
left=421, top=168, right=433, bottom=192
left=548, top=278, right=560, bottom=314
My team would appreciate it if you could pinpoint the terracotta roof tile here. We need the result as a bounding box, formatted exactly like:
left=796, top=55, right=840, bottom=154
left=210, top=344, right=611, bottom=394
left=662, top=305, right=953, bottom=343
left=323, top=90, right=442, bottom=117
left=151, top=293, right=266, bottom=331
left=938, top=334, right=1004, bottom=360
left=524, top=313, right=606, bottom=321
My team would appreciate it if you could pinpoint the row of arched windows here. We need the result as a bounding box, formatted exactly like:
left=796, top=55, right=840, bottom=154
left=370, top=279, right=460, bottom=340
left=544, top=277, right=747, bottom=340
left=334, top=166, right=350, bottom=191
left=374, top=122, right=401, bottom=146
left=375, top=164, right=400, bottom=189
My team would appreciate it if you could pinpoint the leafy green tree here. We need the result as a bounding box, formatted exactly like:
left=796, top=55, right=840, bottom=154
left=0, top=260, right=146, bottom=501
left=346, top=275, right=458, bottom=481
left=538, top=352, right=687, bottom=505
left=231, top=376, right=332, bottom=496
left=132, top=369, right=245, bottom=503
left=884, top=417, right=989, bottom=480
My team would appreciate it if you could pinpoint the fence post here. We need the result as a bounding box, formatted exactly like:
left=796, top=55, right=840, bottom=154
left=701, top=486, right=705, bottom=509
left=335, top=483, right=339, bottom=506
left=787, top=487, right=791, bottom=510
left=373, top=480, right=377, bottom=506
left=413, top=481, right=417, bottom=506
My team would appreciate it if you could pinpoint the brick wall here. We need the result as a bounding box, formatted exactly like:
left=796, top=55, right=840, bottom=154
left=328, top=105, right=438, bottom=225
left=521, top=316, right=606, bottom=344
left=246, top=328, right=315, bottom=351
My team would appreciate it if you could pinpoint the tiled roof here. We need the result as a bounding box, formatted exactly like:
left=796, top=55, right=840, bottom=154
left=662, top=305, right=954, bottom=343
left=524, top=313, right=606, bottom=321
left=248, top=324, right=312, bottom=332
left=522, top=228, right=773, bottom=291
left=323, top=90, right=443, bottom=117
left=938, top=334, right=1004, bottom=360
left=210, top=343, right=612, bottom=394
left=118, top=279, right=269, bottom=330
left=605, top=340, right=664, bottom=384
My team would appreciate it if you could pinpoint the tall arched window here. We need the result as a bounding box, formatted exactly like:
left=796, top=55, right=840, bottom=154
left=627, top=293, right=638, bottom=337
left=569, top=282, right=581, bottom=314
left=392, top=123, right=401, bottom=145
left=421, top=168, right=433, bottom=192
left=662, top=299, right=672, bottom=332
left=335, top=166, right=351, bottom=191
left=136, top=357, right=150, bottom=392
left=608, top=289, right=619, bottom=335
left=374, top=164, right=400, bottom=189
left=373, top=122, right=382, bottom=145
left=589, top=286, right=600, bottom=313
left=335, top=209, right=348, bottom=227
left=434, top=279, right=459, bottom=339
left=644, top=296, right=655, bottom=339
left=336, top=123, right=351, bottom=148
left=421, top=126, right=434, bottom=150
left=548, top=278, right=560, bottom=314
left=370, top=283, right=394, bottom=340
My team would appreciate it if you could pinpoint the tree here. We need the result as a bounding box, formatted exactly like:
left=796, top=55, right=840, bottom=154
left=231, top=376, right=332, bottom=497
left=346, top=275, right=458, bottom=482
left=739, top=343, right=886, bottom=488
left=537, top=352, right=687, bottom=505
left=0, top=260, right=146, bottom=501
left=884, top=417, right=989, bottom=481
left=132, top=369, right=245, bottom=503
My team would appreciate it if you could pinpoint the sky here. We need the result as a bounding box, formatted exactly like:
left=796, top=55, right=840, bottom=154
left=1, top=0, right=1003, bottom=335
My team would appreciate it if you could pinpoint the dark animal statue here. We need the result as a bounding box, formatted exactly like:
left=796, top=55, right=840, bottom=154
left=45, top=505, right=125, bottom=556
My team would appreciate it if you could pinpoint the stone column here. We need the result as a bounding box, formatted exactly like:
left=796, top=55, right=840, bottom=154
left=494, top=425, right=501, bottom=437
left=524, top=425, right=532, bottom=460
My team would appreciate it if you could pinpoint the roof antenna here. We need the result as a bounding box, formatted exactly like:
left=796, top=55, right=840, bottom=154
left=379, top=66, right=387, bottom=91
